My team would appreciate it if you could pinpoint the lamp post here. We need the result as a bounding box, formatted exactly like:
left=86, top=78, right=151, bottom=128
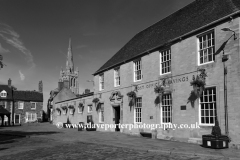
left=221, top=27, right=237, bottom=136
left=87, top=80, right=95, bottom=92
left=87, top=80, right=94, bottom=86
left=202, top=28, right=236, bottom=149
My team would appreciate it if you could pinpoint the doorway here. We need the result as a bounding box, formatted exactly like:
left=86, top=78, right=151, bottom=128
left=15, top=114, right=20, bottom=124
left=113, top=106, right=120, bottom=131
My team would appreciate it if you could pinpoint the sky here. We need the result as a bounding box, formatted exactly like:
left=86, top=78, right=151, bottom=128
left=0, top=0, right=194, bottom=111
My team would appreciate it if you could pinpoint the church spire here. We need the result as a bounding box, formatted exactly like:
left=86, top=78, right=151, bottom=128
left=66, top=38, right=74, bottom=72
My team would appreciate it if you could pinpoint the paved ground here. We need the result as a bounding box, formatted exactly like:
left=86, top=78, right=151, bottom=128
left=0, top=123, right=239, bottom=160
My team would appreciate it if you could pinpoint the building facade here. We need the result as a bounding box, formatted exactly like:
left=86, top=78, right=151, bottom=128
left=92, top=0, right=240, bottom=148
left=13, top=89, right=43, bottom=124
left=0, top=79, right=43, bottom=125
left=0, top=79, right=16, bottom=125
left=52, top=91, right=94, bottom=126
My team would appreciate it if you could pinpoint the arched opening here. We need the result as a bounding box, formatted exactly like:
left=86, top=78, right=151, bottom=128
left=72, top=78, right=74, bottom=87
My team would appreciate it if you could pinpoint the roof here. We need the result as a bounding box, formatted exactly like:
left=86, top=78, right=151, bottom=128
left=0, top=85, right=14, bottom=100
left=94, top=0, right=240, bottom=75
left=0, top=106, right=10, bottom=115
left=53, top=87, right=77, bottom=104
left=55, top=92, right=94, bottom=104
left=14, top=90, right=43, bottom=102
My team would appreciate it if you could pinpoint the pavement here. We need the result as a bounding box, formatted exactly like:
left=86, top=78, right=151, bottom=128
left=0, top=123, right=239, bottom=160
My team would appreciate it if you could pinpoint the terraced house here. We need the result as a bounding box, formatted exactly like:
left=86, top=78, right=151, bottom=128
left=13, top=86, right=43, bottom=124
left=92, top=0, right=240, bottom=148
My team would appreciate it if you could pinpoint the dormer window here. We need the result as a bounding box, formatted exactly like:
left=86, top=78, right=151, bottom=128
left=0, top=90, right=7, bottom=98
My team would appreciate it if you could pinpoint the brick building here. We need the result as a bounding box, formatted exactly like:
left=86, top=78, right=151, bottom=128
left=52, top=91, right=94, bottom=126
left=0, top=79, right=16, bottom=125
left=0, top=79, right=43, bottom=125
left=13, top=89, right=43, bottom=124
left=91, top=0, right=240, bottom=148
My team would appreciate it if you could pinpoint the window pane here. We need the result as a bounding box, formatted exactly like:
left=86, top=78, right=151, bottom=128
left=206, top=118, right=209, bottom=124
left=161, top=49, right=171, bottom=74
left=200, top=87, right=216, bottom=125
left=210, top=117, right=214, bottom=123
left=199, top=31, right=214, bottom=64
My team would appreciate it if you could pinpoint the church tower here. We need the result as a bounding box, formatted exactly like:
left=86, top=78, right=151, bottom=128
left=59, top=38, right=79, bottom=94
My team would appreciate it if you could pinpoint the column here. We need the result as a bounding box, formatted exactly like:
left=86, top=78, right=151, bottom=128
left=7, top=115, right=10, bottom=126
left=120, top=100, right=123, bottom=132
left=0, top=115, right=4, bottom=126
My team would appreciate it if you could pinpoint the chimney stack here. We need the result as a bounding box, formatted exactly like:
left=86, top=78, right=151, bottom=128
left=39, top=80, right=43, bottom=92
left=8, top=78, right=11, bottom=88
left=85, top=89, right=90, bottom=94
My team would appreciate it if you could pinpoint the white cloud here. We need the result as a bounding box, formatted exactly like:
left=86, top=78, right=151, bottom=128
left=0, top=23, right=35, bottom=68
left=0, top=43, right=9, bottom=53
left=19, top=70, right=25, bottom=81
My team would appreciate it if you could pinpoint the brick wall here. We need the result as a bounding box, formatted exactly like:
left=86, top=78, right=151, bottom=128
left=14, top=101, right=43, bottom=124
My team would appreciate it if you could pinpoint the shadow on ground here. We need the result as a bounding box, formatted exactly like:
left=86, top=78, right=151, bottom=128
left=0, top=148, right=8, bottom=151
left=0, top=139, right=19, bottom=144
left=0, top=131, right=60, bottom=136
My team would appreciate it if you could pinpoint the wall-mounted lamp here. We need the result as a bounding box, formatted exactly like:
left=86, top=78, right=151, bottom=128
left=87, top=80, right=94, bottom=86
left=221, top=27, right=237, bottom=40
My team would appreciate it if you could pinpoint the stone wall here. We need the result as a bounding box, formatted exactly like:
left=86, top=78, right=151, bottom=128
left=14, top=101, right=43, bottom=124
left=93, top=18, right=240, bottom=148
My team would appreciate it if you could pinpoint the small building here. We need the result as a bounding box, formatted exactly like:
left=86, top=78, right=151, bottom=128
left=0, top=78, right=17, bottom=125
left=0, top=79, right=43, bottom=125
left=13, top=90, right=43, bottom=124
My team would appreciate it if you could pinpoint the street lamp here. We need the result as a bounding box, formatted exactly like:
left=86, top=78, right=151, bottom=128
left=87, top=80, right=94, bottom=86
left=87, top=80, right=95, bottom=92
left=221, top=27, right=237, bottom=136
left=202, top=28, right=237, bottom=149
left=221, top=28, right=237, bottom=40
